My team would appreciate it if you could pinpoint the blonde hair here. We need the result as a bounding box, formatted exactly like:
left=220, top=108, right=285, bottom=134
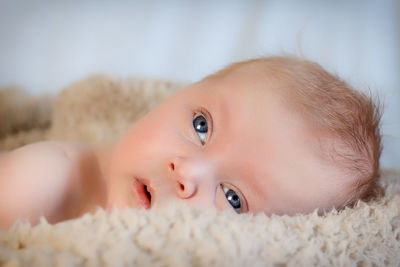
left=209, top=56, right=383, bottom=210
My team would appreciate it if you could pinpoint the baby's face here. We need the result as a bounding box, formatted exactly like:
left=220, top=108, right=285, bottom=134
left=107, top=69, right=346, bottom=215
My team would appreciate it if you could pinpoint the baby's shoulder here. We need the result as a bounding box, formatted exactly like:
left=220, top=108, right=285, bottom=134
left=0, top=141, right=93, bottom=182
left=0, top=141, right=99, bottom=229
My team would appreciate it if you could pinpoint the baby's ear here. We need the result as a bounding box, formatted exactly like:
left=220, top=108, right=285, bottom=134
left=50, top=75, right=185, bottom=142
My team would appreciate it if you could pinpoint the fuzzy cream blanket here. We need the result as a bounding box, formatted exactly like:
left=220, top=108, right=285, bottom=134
left=0, top=76, right=399, bottom=266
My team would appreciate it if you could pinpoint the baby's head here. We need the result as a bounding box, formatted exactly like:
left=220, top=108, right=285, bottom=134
left=107, top=56, right=382, bottom=215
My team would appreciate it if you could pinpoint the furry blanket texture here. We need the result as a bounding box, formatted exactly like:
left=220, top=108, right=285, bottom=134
left=0, top=76, right=399, bottom=266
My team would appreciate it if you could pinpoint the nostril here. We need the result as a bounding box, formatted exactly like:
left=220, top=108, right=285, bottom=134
left=170, top=162, right=175, bottom=171
left=177, top=182, right=196, bottom=199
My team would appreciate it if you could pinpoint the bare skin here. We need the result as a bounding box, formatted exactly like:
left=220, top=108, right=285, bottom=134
left=0, top=142, right=110, bottom=228
left=0, top=67, right=349, bottom=229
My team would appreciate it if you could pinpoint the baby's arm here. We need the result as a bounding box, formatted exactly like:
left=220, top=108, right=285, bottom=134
left=0, top=141, right=81, bottom=229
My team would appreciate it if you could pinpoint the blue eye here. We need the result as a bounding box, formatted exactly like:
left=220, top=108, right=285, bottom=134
left=222, top=186, right=242, bottom=213
left=193, top=115, right=208, bottom=143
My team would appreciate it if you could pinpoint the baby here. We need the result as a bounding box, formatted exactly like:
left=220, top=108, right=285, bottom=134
left=0, top=56, right=382, bottom=229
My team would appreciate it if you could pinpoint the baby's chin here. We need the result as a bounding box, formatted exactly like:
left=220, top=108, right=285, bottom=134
left=105, top=193, right=139, bottom=212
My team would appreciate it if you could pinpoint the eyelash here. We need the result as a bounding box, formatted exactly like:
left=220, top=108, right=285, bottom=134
left=192, top=107, right=213, bottom=145
left=221, top=184, right=247, bottom=213
left=191, top=110, right=248, bottom=213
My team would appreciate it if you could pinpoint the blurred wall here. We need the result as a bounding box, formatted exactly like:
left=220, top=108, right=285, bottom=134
left=0, top=0, right=399, bottom=167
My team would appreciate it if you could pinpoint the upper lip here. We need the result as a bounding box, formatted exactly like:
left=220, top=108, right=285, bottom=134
left=132, top=179, right=152, bottom=209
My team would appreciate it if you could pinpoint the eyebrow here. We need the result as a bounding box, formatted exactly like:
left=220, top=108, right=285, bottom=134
left=214, top=93, right=270, bottom=214
left=209, top=95, right=258, bottom=213
left=237, top=164, right=261, bottom=213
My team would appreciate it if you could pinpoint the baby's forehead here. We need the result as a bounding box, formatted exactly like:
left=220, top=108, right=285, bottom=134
left=200, top=63, right=288, bottom=98
left=198, top=71, right=317, bottom=148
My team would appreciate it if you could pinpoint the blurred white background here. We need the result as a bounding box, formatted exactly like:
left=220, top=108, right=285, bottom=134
left=0, top=0, right=399, bottom=167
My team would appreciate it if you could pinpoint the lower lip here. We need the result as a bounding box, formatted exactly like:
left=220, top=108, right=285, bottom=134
left=132, top=179, right=151, bottom=209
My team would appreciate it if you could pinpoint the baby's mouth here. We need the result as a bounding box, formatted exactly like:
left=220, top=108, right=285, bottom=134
left=132, top=179, right=152, bottom=209
left=144, top=185, right=152, bottom=203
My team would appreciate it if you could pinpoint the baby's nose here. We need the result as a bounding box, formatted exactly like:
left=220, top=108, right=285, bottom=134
left=169, top=157, right=209, bottom=199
